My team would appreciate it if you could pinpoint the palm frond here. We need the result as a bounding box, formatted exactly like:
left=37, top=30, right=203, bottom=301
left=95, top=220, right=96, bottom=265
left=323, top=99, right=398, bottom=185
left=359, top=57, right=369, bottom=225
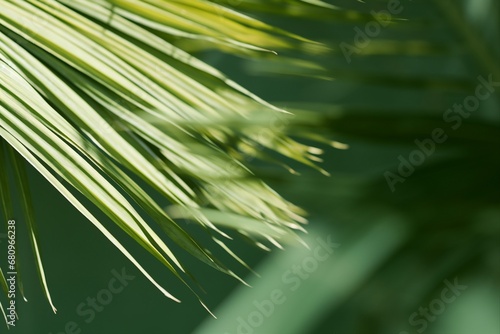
left=0, top=0, right=333, bottom=321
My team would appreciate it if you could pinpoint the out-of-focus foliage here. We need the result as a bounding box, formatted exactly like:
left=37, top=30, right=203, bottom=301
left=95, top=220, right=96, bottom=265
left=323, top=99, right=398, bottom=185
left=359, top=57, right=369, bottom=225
left=196, top=0, right=500, bottom=333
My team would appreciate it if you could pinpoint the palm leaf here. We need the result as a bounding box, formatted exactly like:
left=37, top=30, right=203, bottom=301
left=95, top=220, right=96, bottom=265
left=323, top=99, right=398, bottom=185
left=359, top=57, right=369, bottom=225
left=0, top=0, right=334, bottom=322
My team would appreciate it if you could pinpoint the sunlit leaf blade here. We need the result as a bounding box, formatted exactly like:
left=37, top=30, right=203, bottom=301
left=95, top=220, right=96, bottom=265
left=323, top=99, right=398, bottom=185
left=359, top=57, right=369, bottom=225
left=7, top=146, right=55, bottom=312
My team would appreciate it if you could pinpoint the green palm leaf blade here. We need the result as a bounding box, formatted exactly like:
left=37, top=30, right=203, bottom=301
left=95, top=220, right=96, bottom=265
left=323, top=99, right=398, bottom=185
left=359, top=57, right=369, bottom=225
left=7, top=146, right=56, bottom=313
